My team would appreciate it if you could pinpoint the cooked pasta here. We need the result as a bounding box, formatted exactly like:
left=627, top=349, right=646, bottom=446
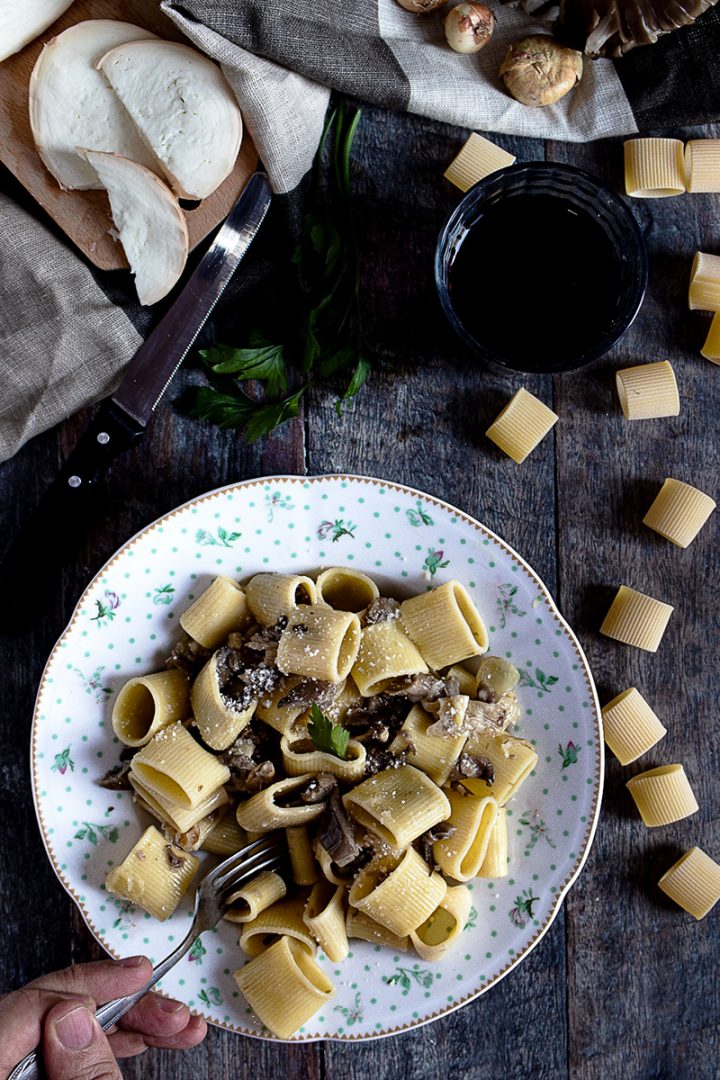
left=201, top=808, right=248, bottom=856
left=351, top=619, right=428, bottom=695
left=224, top=870, right=287, bottom=923
left=615, top=360, right=680, bottom=420
left=642, top=477, right=716, bottom=548
left=105, top=825, right=199, bottom=921
left=444, top=132, right=516, bottom=192
left=485, top=387, right=558, bottom=463
left=234, top=937, right=334, bottom=1040
left=433, top=790, right=498, bottom=881
left=343, top=765, right=451, bottom=848
left=688, top=251, right=720, bottom=311
left=179, top=575, right=250, bottom=649
left=245, top=573, right=317, bottom=626
left=462, top=731, right=538, bottom=805
left=315, top=567, right=379, bottom=612
left=277, top=605, right=361, bottom=682
left=476, top=807, right=508, bottom=878
left=131, top=721, right=230, bottom=809
left=601, top=688, right=666, bottom=765
left=625, top=764, right=699, bottom=827
left=684, top=140, right=720, bottom=193
left=111, top=669, right=190, bottom=747
left=348, top=847, right=447, bottom=937
left=280, top=730, right=367, bottom=782
left=303, top=881, right=348, bottom=962
left=657, top=847, right=720, bottom=919
left=235, top=775, right=327, bottom=832
left=389, top=703, right=467, bottom=785
left=239, top=895, right=318, bottom=957
left=400, top=580, right=488, bottom=668
left=129, top=773, right=229, bottom=834
left=599, top=585, right=674, bottom=652
left=190, top=651, right=256, bottom=750
left=624, top=138, right=685, bottom=198
left=286, top=825, right=320, bottom=885
left=700, top=312, right=720, bottom=365
left=410, top=885, right=472, bottom=962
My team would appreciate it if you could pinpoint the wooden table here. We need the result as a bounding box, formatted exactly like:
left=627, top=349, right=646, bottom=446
left=0, top=105, right=718, bottom=1079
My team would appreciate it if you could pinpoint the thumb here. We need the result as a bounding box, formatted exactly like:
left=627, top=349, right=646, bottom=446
left=42, top=1000, right=122, bottom=1080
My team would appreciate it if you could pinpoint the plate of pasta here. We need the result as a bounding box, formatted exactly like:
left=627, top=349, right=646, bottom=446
left=31, top=474, right=602, bottom=1041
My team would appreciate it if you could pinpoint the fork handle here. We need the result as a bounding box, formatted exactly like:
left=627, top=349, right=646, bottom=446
left=7, top=930, right=198, bottom=1080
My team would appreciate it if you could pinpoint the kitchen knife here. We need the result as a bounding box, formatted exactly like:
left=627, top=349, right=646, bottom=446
left=0, top=171, right=272, bottom=619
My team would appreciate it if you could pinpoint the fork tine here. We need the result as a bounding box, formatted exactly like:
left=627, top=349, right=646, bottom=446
left=213, top=841, right=284, bottom=893
left=217, top=852, right=284, bottom=899
left=202, top=834, right=280, bottom=888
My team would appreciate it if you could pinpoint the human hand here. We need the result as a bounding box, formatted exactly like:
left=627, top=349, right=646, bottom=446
left=0, top=956, right=207, bottom=1079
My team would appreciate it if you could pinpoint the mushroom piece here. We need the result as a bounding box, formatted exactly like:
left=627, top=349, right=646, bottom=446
left=317, top=788, right=364, bottom=867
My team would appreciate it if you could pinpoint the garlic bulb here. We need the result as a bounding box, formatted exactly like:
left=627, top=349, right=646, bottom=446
left=395, top=0, right=448, bottom=11
left=499, top=36, right=583, bottom=107
left=444, top=3, right=496, bottom=53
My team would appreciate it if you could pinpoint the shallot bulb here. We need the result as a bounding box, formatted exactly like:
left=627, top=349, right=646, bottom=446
left=499, top=36, right=583, bottom=107
left=395, top=0, right=448, bottom=12
left=444, top=3, right=496, bottom=53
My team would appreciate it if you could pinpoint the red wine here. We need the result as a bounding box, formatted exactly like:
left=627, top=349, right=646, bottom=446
left=447, top=193, right=622, bottom=372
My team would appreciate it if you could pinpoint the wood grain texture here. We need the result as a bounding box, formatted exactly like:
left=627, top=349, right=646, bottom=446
left=0, top=105, right=718, bottom=1080
left=0, top=0, right=258, bottom=270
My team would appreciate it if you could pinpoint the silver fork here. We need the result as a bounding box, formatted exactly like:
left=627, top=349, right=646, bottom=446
left=9, top=833, right=286, bottom=1080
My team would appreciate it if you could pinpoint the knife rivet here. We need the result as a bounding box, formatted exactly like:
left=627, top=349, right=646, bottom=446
left=68, top=475, right=82, bottom=488
left=97, top=432, right=110, bottom=445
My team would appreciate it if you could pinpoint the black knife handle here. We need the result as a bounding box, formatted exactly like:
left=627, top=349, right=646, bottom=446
left=53, top=399, right=146, bottom=499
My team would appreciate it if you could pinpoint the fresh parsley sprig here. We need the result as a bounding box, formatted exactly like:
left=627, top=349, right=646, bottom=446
left=308, top=703, right=350, bottom=760
left=181, top=98, right=375, bottom=441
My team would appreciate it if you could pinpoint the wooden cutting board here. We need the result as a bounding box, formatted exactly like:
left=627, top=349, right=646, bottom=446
left=0, top=0, right=259, bottom=271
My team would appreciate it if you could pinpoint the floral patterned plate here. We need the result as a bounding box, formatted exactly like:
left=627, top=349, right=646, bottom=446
left=32, top=474, right=603, bottom=1041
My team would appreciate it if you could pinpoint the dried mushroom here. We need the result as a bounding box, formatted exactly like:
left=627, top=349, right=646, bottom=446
left=499, top=35, right=583, bottom=106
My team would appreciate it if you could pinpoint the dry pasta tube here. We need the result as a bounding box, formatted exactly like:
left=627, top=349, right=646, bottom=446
left=615, top=360, right=679, bottom=420
left=601, top=688, right=666, bottom=766
left=624, top=138, right=685, bottom=197
left=348, top=847, right=447, bottom=937
left=179, top=575, right=250, bottom=649
left=129, top=773, right=229, bottom=834
left=477, top=807, right=508, bottom=878
left=700, top=311, right=720, bottom=365
left=658, top=847, right=720, bottom=920
left=105, top=825, right=199, bottom=922
left=400, top=580, right=488, bottom=669
left=351, top=619, right=428, bottom=696
left=303, top=881, right=348, bottom=962
left=626, top=764, right=699, bottom=827
left=201, top=807, right=248, bottom=855
left=235, top=775, right=327, bottom=832
left=462, top=732, right=538, bottom=805
left=239, top=896, right=317, bottom=957
left=345, top=907, right=410, bottom=952
left=410, top=885, right=472, bottom=962
left=389, top=704, right=466, bottom=786
left=315, top=567, right=379, bottom=613
left=224, top=870, right=287, bottom=924
left=287, top=825, right=319, bottom=885
left=599, top=585, right=673, bottom=652
left=689, top=251, right=720, bottom=311
left=131, top=722, right=230, bottom=809
left=643, top=477, right=716, bottom=548
left=433, top=791, right=498, bottom=881
left=277, top=605, right=361, bottom=682
left=685, top=140, right=720, bottom=192
left=444, top=132, right=516, bottom=192
left=343, top=764, right=450, bottom=849
left=234, top=936, right=334, bottom=1040
left=245, top=573, right=317, bottom=626
left=190, top=651, right=256, bottom=751
left=111, top=669, right=190, bottom=747
left=485, top=387, right=558, bottom=464
left=280, top=731, right=366, bottom=782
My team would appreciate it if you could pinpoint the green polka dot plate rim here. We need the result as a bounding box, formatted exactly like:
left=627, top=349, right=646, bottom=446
left=31, top=474, right=603, bottom=1042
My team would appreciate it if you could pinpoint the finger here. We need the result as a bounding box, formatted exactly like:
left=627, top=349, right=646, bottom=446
left=29, top=956, right=152, bottom=1006
left=109, top=1014, right=208, bottom=1058
left=117, top=992, right=191, bottom=1038
left=0, top=988, right=95, bottom=1075
left=43, top=999, right=122, bottom=1080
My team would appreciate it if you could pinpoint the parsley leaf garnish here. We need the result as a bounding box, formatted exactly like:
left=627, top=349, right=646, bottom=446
left=308, top=703, right=349, bottom=760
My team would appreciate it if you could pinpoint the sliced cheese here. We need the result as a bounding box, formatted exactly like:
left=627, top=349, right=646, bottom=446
left=28, top=20, right=160, bottom=190
left=98, top=39, right=243, bottom=200
left=83, top=150, right=188, bottom=306
left=0, top=0, right=74, bottom=64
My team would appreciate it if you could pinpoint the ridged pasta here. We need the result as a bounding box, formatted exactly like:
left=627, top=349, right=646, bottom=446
left=615, top=360, right=680, bottom=420
left=280, top=731, right=366, bottom=782
left=433, top=790, right=498, bottom=881
left=599, top=585, right=674, bottom=652
left=485, top=387, right=558, bottom=463
left=105, top=825, right=199, bottom=921
left=190, top=651, right=256, bottom=751
left=224, top=870, right=287, bottom=924
left=410, top=885, right=472, bottom=962
left=351, top=619, right=428, bottom=696
left=245, top=573, right=317, bottom=626
left=343, top=765, right=451, bottom=848
left=348, top=848, right=447, bottom=937
left=129, top=773, right=229, bottom=834
left=235, top=775, right=327, bottom=832
left=389, top=704, right=467, bottom=786
left=239, top=896, right=317, bottom=957
left=287, top=825, right=319, bottom=885
left=400, top=580, right=488, bottom=669
left=345, top=907, right=410, bottom=951
left=131, top=722, right=230, bottom=809
left=111, top=669, right=190, bottom=747
left=689, top=251, right=720, bottom=311
left=443, top=132, right=516, bottom=192
left=601, top=688, right=666, bottom=766
left=200, top=807, right=248, bottom=855
left=700, top=311, right=720, bottom=365
left=626, top=764, right=699, bottom=827
left=303, top=881, right=348, bottom=961
left=685, top=139, right=720, bottom=193
left=624, top=138, right=685, bottom=197
left=658, top=847, right=720, bottom=919
left=642, top=477, right=716, bottom=548
left=315, top=567, right=379, bottom=612
left=234, top=936, right=334, bottom=1039
left=254, top=675, right=311, bottom=734
left=476, top=807, right=508, bottom=878
left=179, top=576, right=249, bottom=648
left=462, top=731, right=538, bottom=805
left=277, top=605, right=361, bottom=682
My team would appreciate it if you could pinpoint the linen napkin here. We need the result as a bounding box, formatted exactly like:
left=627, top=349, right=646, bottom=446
left=2, top=0, right=720, bottom=462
